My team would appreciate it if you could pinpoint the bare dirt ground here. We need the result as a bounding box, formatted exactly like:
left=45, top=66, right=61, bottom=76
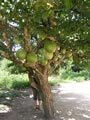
left=0, top=81, right=90, bottom=120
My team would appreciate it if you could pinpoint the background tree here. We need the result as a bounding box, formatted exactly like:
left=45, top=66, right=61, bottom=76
left=0, top=0, right=90, bottom=119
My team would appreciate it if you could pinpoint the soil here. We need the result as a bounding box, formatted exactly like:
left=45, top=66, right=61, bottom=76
left=0, top=81, right=90, bottom=120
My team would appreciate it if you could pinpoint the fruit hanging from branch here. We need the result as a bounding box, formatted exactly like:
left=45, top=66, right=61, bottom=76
left=61, top=48, right=66, bottom=55
left=13, top=37, right=21, bottom=44
left=16, top=48, right=27, bottom=60
left=26, top=52, right=37, bottom=64
left=66, top=51, right=72, bottom=58
left=44, top=50, right=53, bottom=60
left=44, top=40, right=57, bottom=53
left=40, top=59, right=48, bottom=66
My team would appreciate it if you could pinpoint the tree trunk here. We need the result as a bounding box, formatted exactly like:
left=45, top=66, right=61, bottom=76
left=28, top=69, right=55, bottom=119
left=38, top=74, right=55, bottom=119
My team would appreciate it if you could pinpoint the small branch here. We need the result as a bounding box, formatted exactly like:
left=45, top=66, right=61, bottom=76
left=2, top=33, right=12, bottom=50
left=23, top=26, right=31, bottom=51
left=10, top=55, right=23, bottom=65
left=48, top=55, right=66, bottom=75
left=0, top=50, right=10, bottom=59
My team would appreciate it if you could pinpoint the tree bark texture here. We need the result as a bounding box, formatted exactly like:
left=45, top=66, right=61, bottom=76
left=28, top=69, right=55, bottom=119
left=40, top=75, right=55, bottom=118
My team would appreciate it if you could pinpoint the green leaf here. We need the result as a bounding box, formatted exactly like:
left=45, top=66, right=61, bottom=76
left=64, top=0, right=73, bottom=10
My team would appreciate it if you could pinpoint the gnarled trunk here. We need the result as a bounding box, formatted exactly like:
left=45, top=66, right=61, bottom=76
left=28, top=69, right=55, bottom=119
left=40, top=75, right=55, bottom=118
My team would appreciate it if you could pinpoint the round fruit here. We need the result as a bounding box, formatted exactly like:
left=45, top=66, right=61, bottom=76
left=66, top=51, right=72, bottom=58
left=38, top=48, right=45, bottom=54
left=44, top=40, right=57, bottom=53
left=26, top=52, right=37, bottom=63
left=14, top=37, right=20, bottom=44
left=16, top=48, right=27, bottom=60
left=40, top=59, right=47, bottom=66
left=61, top=48, right=66, bottom=55
left=44, top=51, right=53, bottom=60
left=21, top=66, right=26, bottom=71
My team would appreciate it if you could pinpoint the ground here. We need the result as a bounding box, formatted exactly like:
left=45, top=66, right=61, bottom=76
left=0, top=81, right=90, bottom=120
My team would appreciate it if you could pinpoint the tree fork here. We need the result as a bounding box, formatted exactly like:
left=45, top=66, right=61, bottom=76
left=27, top=68, right=55, bottom=119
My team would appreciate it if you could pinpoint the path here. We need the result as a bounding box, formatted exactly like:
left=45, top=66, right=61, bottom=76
left=53, top=81, right=90, bottom=120
left=0, top=81, right=90, bottom=120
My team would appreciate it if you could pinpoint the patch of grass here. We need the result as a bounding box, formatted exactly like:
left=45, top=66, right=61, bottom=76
left=11, top=78, right=30, bottom=89
left=0, top=71, right=29, bottom=89
left=49, top=69, right=90, bottom=85
left=0, top=65, right=90, bottom=89
left=60, top=69, right=89, bottom=82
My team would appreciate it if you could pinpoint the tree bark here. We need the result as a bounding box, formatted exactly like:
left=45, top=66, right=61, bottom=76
left=28, top=69, right=55, bottom=119
left=40, top=75, right=55, bottom=119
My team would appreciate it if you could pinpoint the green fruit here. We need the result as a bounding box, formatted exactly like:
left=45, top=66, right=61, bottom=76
left=44, top=51, right=53, bottom=60
left=66, top=51, right=72, bottom=58
left=26, top=52, right=37, bottom=63
left=61, top=48, right=66, bottom=55
left=44, top=40, right=57, bottom=53
left=21, top=66, right=26, bottom=71
left=38, top=48, right=45, bottom=54
left=40, top=59, right=47, bottom=66
left=16, top=48, right=27, bottom=60
left=14, top=37, right=20, bottom=44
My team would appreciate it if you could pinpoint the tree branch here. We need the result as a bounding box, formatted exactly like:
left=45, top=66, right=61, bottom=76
left=48, top=55, right=66, bottom=75
left=23, top=26, right=31, bottom=52
left=2, top=33, right=12, bottom=50
left=0, top=50, right=23, bottom=66
left=0, top=50, right=10, bottom=59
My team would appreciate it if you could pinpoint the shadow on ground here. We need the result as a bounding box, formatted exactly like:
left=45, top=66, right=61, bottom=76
left=0, top=82, right=90, bottom=120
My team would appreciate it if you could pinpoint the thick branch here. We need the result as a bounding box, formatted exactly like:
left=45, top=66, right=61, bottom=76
left=23, top=26, right=31, bottom=51
left=48, top=55, right=66, bottom=75
left=24, top=62, right=44, bottom=78
left=0, top=50, right=23, bottom=66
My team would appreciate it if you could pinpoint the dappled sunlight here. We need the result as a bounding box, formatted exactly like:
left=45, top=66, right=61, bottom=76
left=59, top=81, right=90, bottom=94
left=68, top=118, right=76, bottom=120
left=0, top=82, right=90, bottom=120
left=51, top=89, right=60, bottom=94
left=82, top=114, right=90, bottom=119
left=0, top=104, right=12, bottom=113
left=54, top=82, right=90, bottom=120
left=62, top=97, right=76, bottom=100
left=33, top=115, right=38, bottom=119
left=29, top=94, right=33, bottom=98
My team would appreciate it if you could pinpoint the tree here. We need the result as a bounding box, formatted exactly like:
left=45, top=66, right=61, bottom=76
left=0, top=0, right=90, bottom=119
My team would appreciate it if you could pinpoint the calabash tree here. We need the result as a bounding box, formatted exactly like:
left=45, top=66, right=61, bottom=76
left=0, top=0, right=90, bottom=118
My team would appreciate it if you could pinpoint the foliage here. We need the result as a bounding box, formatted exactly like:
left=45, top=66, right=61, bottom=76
left=0, top=0, right=90, bottom=73
left=0, top=1, right=90, bottom=117
left=0, top=58, right=90, bottom=90
left=0, top=59, right=29, bottom=89
left=0, top=73, right=29, bottom=89
left=60, top=68, right=90, bottom=82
